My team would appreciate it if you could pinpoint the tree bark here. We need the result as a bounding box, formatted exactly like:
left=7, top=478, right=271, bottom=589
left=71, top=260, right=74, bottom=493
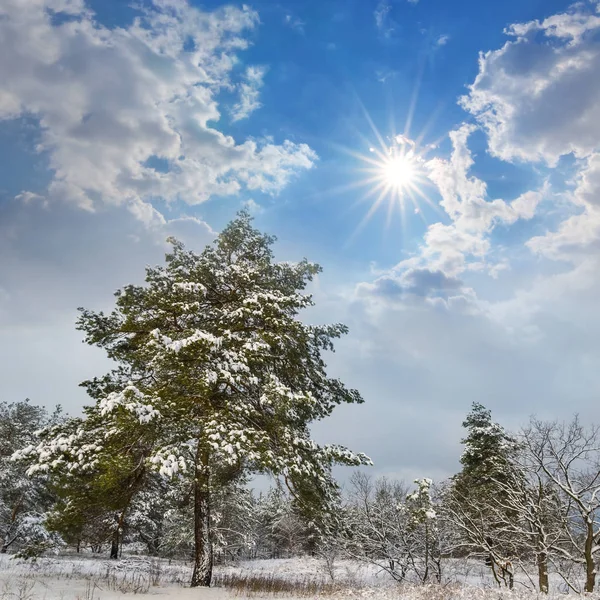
left=110, top=519, right=120, bottom=560
left=537, top=551, right=549, bottom=594
left=584, top=520, right=596, bottom=593
left=110, top=510, right=126, bottom=559
left=191, top=448, right=213, bottom=587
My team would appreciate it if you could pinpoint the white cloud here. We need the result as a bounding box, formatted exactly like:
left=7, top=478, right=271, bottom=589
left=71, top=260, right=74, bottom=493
left=460, top=4, right=600, bottom=165
left=363, top=125, right=543, bottom=286
left=436, top=34, right=450, bottom=46
left=374, top=0, right=396, bottom=38
left=284, top=14, right=306, bottom=34
left=456, top=2, right=600, bottom=264
left=14, top=191, right=48, bottom=207
left=426, top=125, right=544, bottom=237
left=355, top=119, right=546, bottom=316
left=0, top=0, right=316, bottom=215
left=527, top=153, right=600, bottom=260
left=231, top=65, right=267, bottom=122
left=242, top=198, right=264, bottom=214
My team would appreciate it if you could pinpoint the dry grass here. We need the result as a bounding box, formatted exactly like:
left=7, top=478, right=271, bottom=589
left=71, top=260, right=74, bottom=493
left=212, top=572, right=341, bottom=596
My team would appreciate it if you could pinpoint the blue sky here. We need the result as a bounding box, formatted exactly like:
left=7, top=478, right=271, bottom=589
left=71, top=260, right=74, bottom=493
left=2, top=0, right=600, bottom=483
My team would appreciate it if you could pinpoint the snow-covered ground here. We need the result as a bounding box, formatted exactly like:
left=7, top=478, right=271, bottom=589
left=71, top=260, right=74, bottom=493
left=0, top=554, right=584, bottom=600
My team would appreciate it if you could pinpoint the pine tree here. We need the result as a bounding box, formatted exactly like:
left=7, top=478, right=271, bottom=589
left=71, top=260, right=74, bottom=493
left=456, top=403, right=518, bottom=490
left=446, top=403, right=520, bottom=587
left=18, top=212, right=369, bottom=586
left=0, top=400, right=62, bottom=556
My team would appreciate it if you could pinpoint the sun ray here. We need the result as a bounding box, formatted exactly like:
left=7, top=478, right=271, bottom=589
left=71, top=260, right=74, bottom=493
left=404, top=52, right=427, bottom=139
left=341, top=111, right=440, bottom=243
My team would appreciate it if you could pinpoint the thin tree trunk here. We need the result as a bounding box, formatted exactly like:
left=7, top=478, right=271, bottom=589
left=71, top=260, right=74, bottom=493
left=423, top=522, right=430, bottom=583
left=537, top=551, right=549, bottom=594
left=191, top=447, right=212, bottom=588
left=110, top=516, right=120, bottom=560
left=584, top=521, right=596, bottom=593
left=110, top=510, right=127, bottom=560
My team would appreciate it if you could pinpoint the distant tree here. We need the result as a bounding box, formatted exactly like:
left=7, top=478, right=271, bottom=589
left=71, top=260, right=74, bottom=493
left=17, top=213, right=369, bottom=586
left=340, top=473, right=412, bottom=582
left=0, top=400, right=62, bottom=556
left=522, top=416, right=600, bottom=593
left=480, top=447, right=563, bottom=594
left=405, top=478, right=442, bottom=583
left=446, top=403, right=520, bottom=587
left=454, top=403, right=519, bottom=498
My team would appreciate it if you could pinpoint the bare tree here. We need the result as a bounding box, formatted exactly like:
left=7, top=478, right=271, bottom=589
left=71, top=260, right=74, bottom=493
left=523, top=416, right=600, bottom=593
left=340, top=473, right=412, bottom=582
left=485, top=451, right=564, bottom=593
left=336, top=473, right=442, bottom=584
left=441, top=483, right=517, bottom=589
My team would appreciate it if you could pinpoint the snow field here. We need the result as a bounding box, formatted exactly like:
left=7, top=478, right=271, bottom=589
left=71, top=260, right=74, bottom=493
left=0, top=555, right=580, bottom=600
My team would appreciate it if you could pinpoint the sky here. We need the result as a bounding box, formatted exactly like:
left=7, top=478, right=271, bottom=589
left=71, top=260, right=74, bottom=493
left=2, top=0, right=600, bottom=485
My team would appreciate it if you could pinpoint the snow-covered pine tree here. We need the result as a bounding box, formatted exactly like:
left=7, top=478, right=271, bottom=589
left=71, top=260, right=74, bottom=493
left=446, top=403, right=520, bottom=587
left=34, top=403, right=156, bottom=559
left=17, top=212, right=370, bottom=586
left=0, top=400, right=62, bottom=556
left=456, top=403, right=519, bottom=488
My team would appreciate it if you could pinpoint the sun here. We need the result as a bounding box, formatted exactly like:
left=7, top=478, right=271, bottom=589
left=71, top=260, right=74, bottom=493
left=381, top=152, right=417, bottom=192
left=351, top=134, right=433, bottom=227
left=325, top=121, right=440, bottom=240
left=332, top=128, right=444, bottom=240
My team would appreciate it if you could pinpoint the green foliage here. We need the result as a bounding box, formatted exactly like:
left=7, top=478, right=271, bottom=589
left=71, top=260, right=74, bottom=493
left=454, top=403, right=519, bottom=498
left=446, top=403, right=521, bottom=566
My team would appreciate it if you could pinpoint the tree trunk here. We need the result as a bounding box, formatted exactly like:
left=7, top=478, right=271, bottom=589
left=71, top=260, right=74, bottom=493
left=110, top=526, right=120, bottom=559
left=537, top=551, right=549, bottom=594
left=110, top=511, right=126, bottom=560
left=423, top=522, right=430, bottom=583
left=584, top=520, right=596, bottom=593
left=191, top=448, right=212, bottom=588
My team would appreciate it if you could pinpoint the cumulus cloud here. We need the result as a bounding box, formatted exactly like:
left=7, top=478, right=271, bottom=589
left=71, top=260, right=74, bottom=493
left=0, top=0, right=316, bottom=215
left=426, top=125, right=544, bottom=236
left=357, top=267, right=465, bottom=304
left=527, top=153, right=600, bottom=260
left=358, top=123, right=544, bottom=301
left=460, top=4, right=600, bottom=165
left=456, top=2, right=600, bottom=265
